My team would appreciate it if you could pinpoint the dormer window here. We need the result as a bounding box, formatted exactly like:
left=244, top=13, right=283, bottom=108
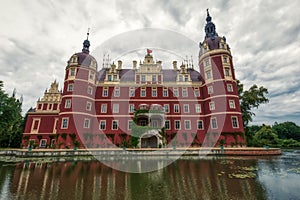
left=184, top=75, right=189, bottom=82
left=179, top=75, right=183, bottom=82
left=113, top=75, right=118, bottom=81
left=108, top=75, right=112, bottom=81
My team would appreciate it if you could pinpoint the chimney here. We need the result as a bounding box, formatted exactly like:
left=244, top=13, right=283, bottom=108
left=133, top=60, right=137, bottom=70
left=173, top=61, right=177, bottom=70
left=157, top=60, right=162, bottom=67
left=118, top=60, right=122, bottom=70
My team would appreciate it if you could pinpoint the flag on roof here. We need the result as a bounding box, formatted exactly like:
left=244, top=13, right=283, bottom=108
left=147, top=49, right=152, bottom=54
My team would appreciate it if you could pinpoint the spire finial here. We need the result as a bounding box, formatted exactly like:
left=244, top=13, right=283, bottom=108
left=87, top=28, right=90, bottom=40
left=206, top=8, right=212, bottom=22
left=82, top=28, right=91, bottom=53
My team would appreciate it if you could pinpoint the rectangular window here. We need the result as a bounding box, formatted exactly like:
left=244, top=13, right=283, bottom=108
left=32, top=119, right=40, bottom=130
left=103, top=88, right=108, bottom=97
left=129, top=88, right=135, bottom=97
left=179, top=75, right=183, bottom=82
left=89, top=71, right=95, bottom=80
left=182, top=88, right=188, bottom=97
left=227, top=84, right=233, bottom=92
left=173, top=88, right=178, bottom=97
left=62, top=118, right=69, bottom=129
left=194, top=88, right=200, bottom=97
left=209, top=102, right=215, bottom=111
left=195, top=104, right=201, bottom=113
left=108, top=75, right=112, bottom=81
left=204, top=59, right=210, bottom=67
left=229, top=100, right=236, bottom=109
left=99, top=120, right=106, bottom=130
left=232, top=117, right=239, bottom=128
left=86, top=101, right=92, bottom=111
left=175, top=120, right=181, bottom=130
left=152, top=75, right=157, bottom=82
left=184, top=75, right=189, bottom=82
left=129, top=104, right=134, bottom=113
left=223, top=56, right=228, bottom=63
left=165, top=120, right=170, bottom=130
left=67, top=84, right=74, bottom=91
left=141, top=88, right=146, bottom=97
left=164, top=104, right=169, bottom=113
left=113, top=75, right=118, bottom=81
left=39, top=139, right=47, bottom=148
left=174, top=104, right=179, bottom=113
left=113, top=104, right=119, bottom=113
left=141, top=75, right=146, bottom=82
left=152, top=88, right=157, bottom=97
left=211, top=118, right=217, bottom=129
left=65, top=99, right=71, bottom=108
left=128, top=121, right=133, bottom=130
left=101, top=104, right=107, bottom=113
left=87, top=86, right=93, bottom=95
left=197, top=120, right=204, bottom=130
left=70, top=68, right=76, bottom=76
left=112, top=120, right=118, bottom=130
left=225, top=67, right=230, bottom=77
left=183, top=104, right=189, bottom=113
left=208, top=86, right=213, bottom=94
left=152, top=120, right=158, bottom=128
left=140, top=120, right=147, bottom=126
left=84, top=118, right=90, bottom=128
left=184, top=120, right=191, bottom=130
left=114, top=87, right=120, bottom=97
left=163, top=88, right=168, bottom=97
left=205, top=70, right=212, bottom=79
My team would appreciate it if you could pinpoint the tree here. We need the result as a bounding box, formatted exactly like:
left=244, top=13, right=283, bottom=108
left=0, top=80, right=24, bottom=148
left=253, top=125, right=279, bottom=147
left=237, top=80, right=269, bottom=126
left=272, top=121, right=300, bottom=141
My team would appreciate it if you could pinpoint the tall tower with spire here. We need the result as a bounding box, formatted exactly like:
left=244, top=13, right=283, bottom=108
left=199, top=9, right=245, bottom=145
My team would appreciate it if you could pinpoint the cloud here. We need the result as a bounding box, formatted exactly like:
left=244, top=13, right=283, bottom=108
left=0, top=0, right=299, bottom=125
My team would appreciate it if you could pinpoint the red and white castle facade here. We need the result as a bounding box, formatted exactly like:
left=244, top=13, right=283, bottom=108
left=22, top=11, right=245, bottom=148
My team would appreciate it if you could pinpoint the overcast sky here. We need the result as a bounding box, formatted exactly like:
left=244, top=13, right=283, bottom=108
left=0, top=0, right=299, bottom=125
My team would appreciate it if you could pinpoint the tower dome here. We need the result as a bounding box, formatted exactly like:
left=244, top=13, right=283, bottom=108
left=67, top=30, right=97, bottom=69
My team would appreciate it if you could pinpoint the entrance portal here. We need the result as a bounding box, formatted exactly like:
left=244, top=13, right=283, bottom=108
left=141, top=135, right=158, bottom=148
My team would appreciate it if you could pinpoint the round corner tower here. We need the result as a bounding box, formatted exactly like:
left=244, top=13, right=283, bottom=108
left=199, top=9, right=245, bottom=146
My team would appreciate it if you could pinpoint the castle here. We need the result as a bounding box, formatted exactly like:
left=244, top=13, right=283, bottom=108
left=22, top=11, right=245, bottom=149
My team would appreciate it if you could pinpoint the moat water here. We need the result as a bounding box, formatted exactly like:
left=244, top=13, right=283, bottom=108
left=0, top=150, right=299, bottom=200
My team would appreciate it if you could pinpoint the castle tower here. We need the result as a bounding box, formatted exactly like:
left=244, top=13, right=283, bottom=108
left=199, top=10, right=245, bottom=146
left=56, top=31, right=98, bottom=148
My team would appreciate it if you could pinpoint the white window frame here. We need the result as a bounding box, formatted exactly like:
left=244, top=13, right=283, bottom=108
left=152, top=74, right=157, bottom=82
left=209, top=102, right=215, bottom=111
left=65, top=99, right=71, bottom=108
left=183, top=104, right=189, bottom=113
left=114, top=87, right=120, bottom=97
left=84, top=118, right=90, bottom=128
left=87, top=86, right=93, bottom=95
left=197, top=120, right=204, bottom=130
left=61, top=118, right=69, bottom=129
left=129, top=88, right=135, bottom=97
left=229, top=100, right=236, bottom=109
left=211, top=117, right=218, bottom=129
left=67, top=84, right=74, bottom=92
left=165, top=120, right=171, bottom=130
left=141, top=75, right=146, bottom=82
left=140, top=88, right=146, bottom=97
left=174, top=104, right=179, bottom=113
left=184, top=120, right=191, bottom=130
left=129, top=104, right=134, bottom=113
left=39, top=139, right=47, bottom=148
left=89, top=71, right=95, bottom=80
left=86, top=101, right=92, bottom=111
left=175, top=120, right=181, bottom=130
left=163, top=88, right=168, bottom=97
left=227, top=84, right=233, bottom=92
left=113, top=104, right=119, bottom=113
left=208, top=86, right=213, bottom=94
left=232, top=116, right=239, bottom=128
left=103, top=88, right=108, bottom=97
left=195, top=104, right=201, bottom=113
left=205, top=70, right=212, bottom=80
left=112, top=120, right=118, bottom=130
left=173, top=88, right=179, bottom=97
left=70, top=68, right=76, bottom=76
left=99, top=120, right=106, bottom=130
left=194, top=88, right=200, bottom=97
left=182, top=88, right=188, bottom=97
left=101, top=104, right=107, bottom=113
left=164, top=104, right=169, bottom=113
left=152, top=87, right=157, bottom=97
left=128, top=120, right=133, bottom=130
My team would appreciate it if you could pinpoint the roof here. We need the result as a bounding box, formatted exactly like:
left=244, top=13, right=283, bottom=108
left=97, top=68, right=201, bottom=82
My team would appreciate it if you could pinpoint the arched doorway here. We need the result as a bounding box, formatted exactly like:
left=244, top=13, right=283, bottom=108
left=141, top=135, right=158, bottom=148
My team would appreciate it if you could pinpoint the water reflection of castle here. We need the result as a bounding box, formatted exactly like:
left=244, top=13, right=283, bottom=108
left=7, top=160, right=266, bottom=199
left=22, top=10, right=244, bottom=149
